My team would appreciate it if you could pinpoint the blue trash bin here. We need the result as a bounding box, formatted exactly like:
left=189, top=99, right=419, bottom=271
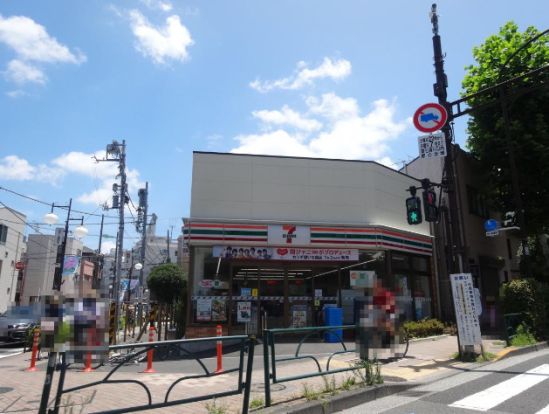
left=324, top=307, right=343, bottom=343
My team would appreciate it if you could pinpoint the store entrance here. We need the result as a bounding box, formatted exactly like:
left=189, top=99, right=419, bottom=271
left=230, top=264, right=340, bottom=335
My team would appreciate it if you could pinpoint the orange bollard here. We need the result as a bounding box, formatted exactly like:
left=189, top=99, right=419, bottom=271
left=83, top=327, right=94, bottom=372
left=26, top=327, right=40, bottom=372
left=215, top=324, right=223, bottom=373
left=142, top=325, right=156, bottom=373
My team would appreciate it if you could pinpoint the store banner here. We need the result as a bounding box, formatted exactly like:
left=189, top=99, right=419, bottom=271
left=237, top=301, right=251, bottom=322
left=60, top=255, right=81, bottom=295
left=213, top=246, right=358, bottom=261
left=450, top=273, right=482, bottom=346
left=268, top=225, right=310, bottom=245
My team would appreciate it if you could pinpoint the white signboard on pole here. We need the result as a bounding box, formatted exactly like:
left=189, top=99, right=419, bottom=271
left=418, top=132, right=447, bottom=159
left=450, top=273, right=482, bottom=346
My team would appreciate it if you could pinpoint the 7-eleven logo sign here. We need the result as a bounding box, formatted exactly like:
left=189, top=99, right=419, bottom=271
left=282, top=225, right=297, bottom=244
left=268, top=225, right=310, bottom=246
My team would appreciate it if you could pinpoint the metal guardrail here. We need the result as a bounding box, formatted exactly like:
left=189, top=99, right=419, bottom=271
left=262, top=325, right=357, bottom=407
left=40, top=335, right=256, bottom=414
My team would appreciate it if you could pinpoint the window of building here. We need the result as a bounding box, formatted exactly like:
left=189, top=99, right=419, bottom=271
left=467, top=186, right=489, bottom=218
left=0, top=224, right=7, bottom=244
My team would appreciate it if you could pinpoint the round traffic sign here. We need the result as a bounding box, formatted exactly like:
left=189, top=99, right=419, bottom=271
left=484, top=219, right=498, bottom=232
left=413, top=103, right=448, bottom=133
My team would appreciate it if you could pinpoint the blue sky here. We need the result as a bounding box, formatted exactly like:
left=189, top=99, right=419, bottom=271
left=0, top=0, right=547, bottom=252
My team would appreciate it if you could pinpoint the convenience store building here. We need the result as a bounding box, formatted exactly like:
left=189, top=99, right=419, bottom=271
left=184, top=152, right=435, bottom=338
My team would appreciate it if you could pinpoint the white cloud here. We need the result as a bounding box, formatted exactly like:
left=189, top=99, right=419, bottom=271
left=0, top=14, right=86, bottom=85
left=128, top=10, right=193, bottom=64
left=231, top=94, right=408, bottom=166
left=0, top=151, right=144, bottom=209
left=0, top=155, right=64, bottom=183
left=100, top=240, right=117, bottom=254
left=140, top=0, right=173, bottom=12
left=52, top=151, right=144, bottom=206
left=5, top=89, right=26, bottom=98
left=253, top=105, right=322, bottom=132
left=250, top=57, right=351, bottom=93
left=4, top=59, right=46, bottom=84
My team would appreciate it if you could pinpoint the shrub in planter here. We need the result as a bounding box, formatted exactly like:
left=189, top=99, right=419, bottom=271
left=403, top=318, right=444, bottom=338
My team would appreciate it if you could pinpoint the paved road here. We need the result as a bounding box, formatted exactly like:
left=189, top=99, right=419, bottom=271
left=340, top=348, right=549, bottom=414
left=0, top=343, right=24, bottom=359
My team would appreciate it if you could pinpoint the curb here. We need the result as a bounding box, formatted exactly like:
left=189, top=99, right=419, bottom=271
left=493, top=341, right=549, bottom=361
left=260, top=382, right=415, bottom=414
left=408, top=334, right=450, bottom=344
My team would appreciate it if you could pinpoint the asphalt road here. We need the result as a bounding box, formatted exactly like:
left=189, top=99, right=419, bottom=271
left=340, top=348, right=549, bottom=414
left=0, top=342, right=24, bottom=359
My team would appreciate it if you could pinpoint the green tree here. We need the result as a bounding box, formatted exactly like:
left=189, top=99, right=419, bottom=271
left=147, top=263, right=186, bottom=304
left=461, top=22, right=549, bottom=235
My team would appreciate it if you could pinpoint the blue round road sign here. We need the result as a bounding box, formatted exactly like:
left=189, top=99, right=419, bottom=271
left=484, top=219, right=498, bottom=232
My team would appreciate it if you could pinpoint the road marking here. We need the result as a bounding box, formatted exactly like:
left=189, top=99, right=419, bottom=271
left=535, top=403, right=549, bottom=414
left=0, top=350, right=23, bottom=359
left=450, top=364, right=549, bottom=411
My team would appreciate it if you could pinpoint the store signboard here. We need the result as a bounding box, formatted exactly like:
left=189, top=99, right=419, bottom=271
left=213, top=246, right=358, bottom=261
left=237, top=302, right=251, bottom=323
left=197, top=298, right=212, bottom=321
left=268, top=225, right=310, bottom=245
left=349, top=271, right=375, bottom=288
left=450, top=273, right=482, bottom=346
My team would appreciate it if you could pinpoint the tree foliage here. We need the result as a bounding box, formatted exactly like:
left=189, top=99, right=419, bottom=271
left=461, top=22, right=549, bottom=234
left=147, top=263, right=186, bottom=304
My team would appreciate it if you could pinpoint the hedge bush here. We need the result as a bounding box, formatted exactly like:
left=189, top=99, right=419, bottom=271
left=403, top=318, right=444, bottom=338
left=502, top=279, right=547, bottom=339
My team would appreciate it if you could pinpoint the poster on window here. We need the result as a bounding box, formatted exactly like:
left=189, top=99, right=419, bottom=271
left=211, top=298, right=227, bottom=321
left=237, top=301, right=251, bottom=323
left=349, top=271, right=375, bottom=288
left=196, top=298, right=212, bottom=321
left=292, top=306, right=307, bottom=328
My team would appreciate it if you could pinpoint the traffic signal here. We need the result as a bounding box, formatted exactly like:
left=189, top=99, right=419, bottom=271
left=406, top=196, right=423, bottom=225
left=422, top=189, right=438, bottom=222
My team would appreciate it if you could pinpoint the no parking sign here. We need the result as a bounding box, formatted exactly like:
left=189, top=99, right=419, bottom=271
left=413, top=103, right=448, bottom=133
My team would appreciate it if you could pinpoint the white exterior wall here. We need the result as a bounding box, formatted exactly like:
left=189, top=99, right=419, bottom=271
left=191, top=152, right=430, bottom=235
left=23, top=232, right=83, bottom=303
left=0, top=207, right=26, bottom=313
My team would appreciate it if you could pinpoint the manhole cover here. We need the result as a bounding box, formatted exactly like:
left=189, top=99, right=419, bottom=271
left=0, top=387, right=13, bottom=394
left=251, top=383, right=286, bottom=392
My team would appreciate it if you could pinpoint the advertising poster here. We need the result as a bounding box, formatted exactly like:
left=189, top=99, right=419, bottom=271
left=61, top=255, right=81, bottom=295
left=349, top=271, right=375, bottom=288
left=450, top=273, right=482, bottom=346
left=211, top=298, right=227, bottom=321
left=197, top=298, right=212, bottom=321
left=241, top=287, right=252, bottom=297
left=237, top=301, right=251, bottom=323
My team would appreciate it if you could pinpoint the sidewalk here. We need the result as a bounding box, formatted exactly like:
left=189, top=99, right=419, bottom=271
left=0, top=335, right=507, bottom=414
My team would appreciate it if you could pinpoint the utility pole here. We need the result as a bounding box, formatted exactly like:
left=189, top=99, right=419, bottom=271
left=137, top=182, right=148, bottom=326
left=96, top=140, right=127, bottom=344
left=430, top=4, right=467, bottom=274
left=166, top=229, right=171, bottom=263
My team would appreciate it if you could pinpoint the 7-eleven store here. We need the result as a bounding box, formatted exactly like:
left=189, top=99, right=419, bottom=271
left=184, top=152, right=435, bottom=338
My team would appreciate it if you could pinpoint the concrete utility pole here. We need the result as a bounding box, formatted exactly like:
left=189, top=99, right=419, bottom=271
left=430, top=4, right=467, bottom=274
left=166, top=229, right=171, bottom=263
left=138, top=182, right=148, bottom=288
left=96, top=140, right=127, bottom=343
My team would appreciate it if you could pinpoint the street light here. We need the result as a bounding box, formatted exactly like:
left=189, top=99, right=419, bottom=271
left=134, top=262, right=143, bottom=271
left=39, top=198, right=87, bottom=414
